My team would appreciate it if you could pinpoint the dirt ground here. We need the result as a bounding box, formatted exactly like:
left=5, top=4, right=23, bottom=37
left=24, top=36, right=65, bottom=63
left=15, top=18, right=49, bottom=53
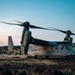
left=0, top=57, right=75, bottom=75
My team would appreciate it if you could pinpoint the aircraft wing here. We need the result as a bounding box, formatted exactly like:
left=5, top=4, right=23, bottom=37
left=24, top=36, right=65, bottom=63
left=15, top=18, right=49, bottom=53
left=30, top=38, right=70, bottom=46
left=30, top=38, right=58, bottom=46
left=55, top=41, right=69, bottom=44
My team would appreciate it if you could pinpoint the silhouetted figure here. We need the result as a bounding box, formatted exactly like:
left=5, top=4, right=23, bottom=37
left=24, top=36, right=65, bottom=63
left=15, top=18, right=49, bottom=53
left=64, top=30, right=73, bottom=45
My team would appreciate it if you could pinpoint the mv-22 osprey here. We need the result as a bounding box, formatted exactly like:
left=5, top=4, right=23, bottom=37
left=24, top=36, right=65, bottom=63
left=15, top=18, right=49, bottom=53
left=1, top=21, right=75, bottom=58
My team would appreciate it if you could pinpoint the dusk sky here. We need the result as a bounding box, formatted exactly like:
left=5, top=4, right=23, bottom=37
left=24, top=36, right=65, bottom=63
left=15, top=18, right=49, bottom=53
left=0, top=0, right=75, bottom=46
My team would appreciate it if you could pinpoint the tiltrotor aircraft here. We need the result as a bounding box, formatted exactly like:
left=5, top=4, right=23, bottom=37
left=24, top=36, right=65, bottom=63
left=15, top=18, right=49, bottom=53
left=0, top=21, right=75, bottom=58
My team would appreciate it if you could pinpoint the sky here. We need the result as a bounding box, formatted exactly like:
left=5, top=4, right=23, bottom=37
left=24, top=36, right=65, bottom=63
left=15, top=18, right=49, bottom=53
left=0, top=0, right=75, bottom=46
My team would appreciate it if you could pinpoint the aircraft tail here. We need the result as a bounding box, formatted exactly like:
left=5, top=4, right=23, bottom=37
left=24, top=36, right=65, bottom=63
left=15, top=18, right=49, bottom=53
left=8, top=36, right=14, bottom=50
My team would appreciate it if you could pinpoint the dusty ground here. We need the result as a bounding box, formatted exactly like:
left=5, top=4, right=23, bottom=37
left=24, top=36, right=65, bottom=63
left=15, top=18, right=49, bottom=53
left=0, top=55, right=75, bottom=75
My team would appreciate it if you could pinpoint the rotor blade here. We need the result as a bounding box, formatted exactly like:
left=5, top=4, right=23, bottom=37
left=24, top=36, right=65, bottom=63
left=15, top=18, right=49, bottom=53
left=30, top=24, right=54, bottom=30
left=49, top=27, right=75, bottom=35
left=13, top=20, right=22, bottom=23
left=71, top=32, right=75, bottom=35
left=49, top=27, right=66, bottom=33
left=0, top=21, right=54, bottom=30
left=0, top=21, right=21, bottom=26
left=12, top=21, right=57, bottom=30
left=14, top=21, right=58, bottom=31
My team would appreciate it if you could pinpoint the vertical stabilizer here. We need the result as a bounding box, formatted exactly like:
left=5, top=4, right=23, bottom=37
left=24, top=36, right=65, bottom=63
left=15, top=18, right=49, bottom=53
left=8, top=36, right=14, bottom=50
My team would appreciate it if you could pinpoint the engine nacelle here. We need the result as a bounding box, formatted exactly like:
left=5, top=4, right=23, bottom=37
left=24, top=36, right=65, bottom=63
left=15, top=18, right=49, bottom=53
left=22, top=31, right=31, bottom=54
